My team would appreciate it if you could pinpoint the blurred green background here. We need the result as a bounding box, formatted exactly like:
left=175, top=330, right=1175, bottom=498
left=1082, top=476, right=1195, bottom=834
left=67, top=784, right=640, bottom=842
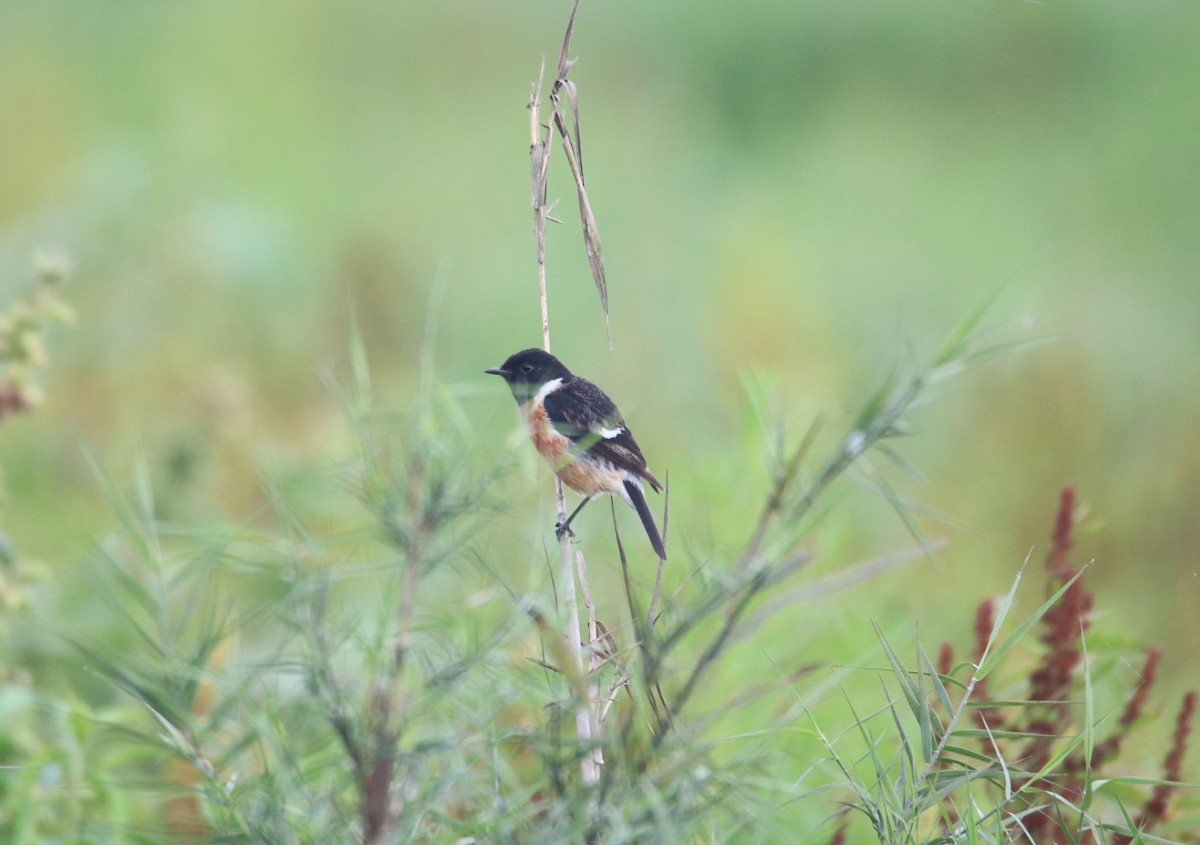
left=2, top=0, right=1198, bottom=788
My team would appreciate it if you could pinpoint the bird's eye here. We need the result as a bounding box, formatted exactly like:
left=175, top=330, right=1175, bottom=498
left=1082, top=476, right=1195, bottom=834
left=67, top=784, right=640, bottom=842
left=520, top=362, right=534, bottom=374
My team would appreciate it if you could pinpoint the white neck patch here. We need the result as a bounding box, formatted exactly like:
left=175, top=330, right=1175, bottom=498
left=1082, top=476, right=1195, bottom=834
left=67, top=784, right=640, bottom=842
left=533, top=377, right=564, bottom=404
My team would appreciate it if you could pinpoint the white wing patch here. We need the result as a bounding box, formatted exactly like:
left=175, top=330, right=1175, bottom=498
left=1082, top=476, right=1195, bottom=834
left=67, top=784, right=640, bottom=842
left=597, top=425, right=624, bottom=440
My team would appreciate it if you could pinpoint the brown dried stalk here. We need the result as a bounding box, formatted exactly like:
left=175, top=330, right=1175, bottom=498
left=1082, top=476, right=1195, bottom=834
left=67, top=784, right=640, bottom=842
left=527, top=0, right=604, bottom=786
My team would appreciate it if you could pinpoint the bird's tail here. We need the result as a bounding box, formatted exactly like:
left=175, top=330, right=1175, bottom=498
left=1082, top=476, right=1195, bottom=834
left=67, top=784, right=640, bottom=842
left=623, top=478, right=666, bottom=560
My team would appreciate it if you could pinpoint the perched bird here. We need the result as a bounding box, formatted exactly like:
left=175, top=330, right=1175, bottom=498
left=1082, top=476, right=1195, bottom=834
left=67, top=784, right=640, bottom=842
left=486, top=348, right=666, bottom=560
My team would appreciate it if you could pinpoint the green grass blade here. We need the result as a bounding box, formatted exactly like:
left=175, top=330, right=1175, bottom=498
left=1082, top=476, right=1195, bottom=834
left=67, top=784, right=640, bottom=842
left=978, top=566, right=1087, bottom=679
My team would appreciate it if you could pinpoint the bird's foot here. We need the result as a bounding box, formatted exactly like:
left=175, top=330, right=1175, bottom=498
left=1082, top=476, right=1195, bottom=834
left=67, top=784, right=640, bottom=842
left=554, top=521, right=576, bottom=541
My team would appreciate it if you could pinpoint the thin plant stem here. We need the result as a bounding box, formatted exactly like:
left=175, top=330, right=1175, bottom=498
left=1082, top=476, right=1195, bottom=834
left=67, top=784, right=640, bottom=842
left=527, top=0, right=599, bottom=786
left=647, top=472, right=668, bottom=626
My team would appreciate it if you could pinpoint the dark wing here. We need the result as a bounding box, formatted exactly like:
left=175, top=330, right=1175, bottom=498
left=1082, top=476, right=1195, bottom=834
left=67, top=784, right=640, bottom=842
left=543, top=377, right=662, bottom=491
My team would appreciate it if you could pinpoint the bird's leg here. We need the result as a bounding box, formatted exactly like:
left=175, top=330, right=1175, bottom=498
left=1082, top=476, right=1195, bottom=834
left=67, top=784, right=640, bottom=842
left=555, top=496, right=593, bottom=540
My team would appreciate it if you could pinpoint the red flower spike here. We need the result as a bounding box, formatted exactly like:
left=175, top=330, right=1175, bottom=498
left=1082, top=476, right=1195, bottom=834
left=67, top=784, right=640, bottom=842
left=937, top=642, right=954, bottom=680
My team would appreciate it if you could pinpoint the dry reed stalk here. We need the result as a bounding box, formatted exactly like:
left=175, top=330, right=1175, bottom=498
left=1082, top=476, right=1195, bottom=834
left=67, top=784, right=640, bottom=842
left=527, top=0, right=606, bottom=786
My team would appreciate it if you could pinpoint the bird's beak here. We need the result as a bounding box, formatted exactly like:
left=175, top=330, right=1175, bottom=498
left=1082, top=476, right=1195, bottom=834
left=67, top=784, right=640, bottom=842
left=484, top=367, right=510, bottom=377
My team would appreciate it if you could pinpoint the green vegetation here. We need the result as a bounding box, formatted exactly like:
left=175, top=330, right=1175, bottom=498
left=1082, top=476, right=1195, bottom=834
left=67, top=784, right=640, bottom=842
left=1, top=2, right=1196, bottom=842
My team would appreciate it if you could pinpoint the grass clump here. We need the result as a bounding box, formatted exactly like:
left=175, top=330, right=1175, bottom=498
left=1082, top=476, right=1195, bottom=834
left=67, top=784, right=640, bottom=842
left=818, top=487, right=1196, bottom=844
left=33, top=306, right=1078, bottom=844
left=1, top=278, right=1192, bottom=844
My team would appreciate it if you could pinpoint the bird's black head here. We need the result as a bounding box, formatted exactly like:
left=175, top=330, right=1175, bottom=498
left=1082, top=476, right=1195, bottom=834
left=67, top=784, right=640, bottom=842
left=485, top=348, right=572, bottom=403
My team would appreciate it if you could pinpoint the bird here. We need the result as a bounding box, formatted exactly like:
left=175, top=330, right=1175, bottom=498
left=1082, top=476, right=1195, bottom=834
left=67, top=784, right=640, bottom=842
left=486, top=348, right=666, bottom=560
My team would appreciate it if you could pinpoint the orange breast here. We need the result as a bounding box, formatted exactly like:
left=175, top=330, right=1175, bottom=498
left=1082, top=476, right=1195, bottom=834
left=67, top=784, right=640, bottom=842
left=526, top=401, right=570, bottom=460
left=523, top=400, right=621, bottom=496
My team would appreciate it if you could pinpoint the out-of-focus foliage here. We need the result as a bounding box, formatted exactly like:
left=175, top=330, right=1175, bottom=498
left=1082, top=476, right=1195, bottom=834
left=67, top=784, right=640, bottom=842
left=0, top=1, right=1196, bottom=841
